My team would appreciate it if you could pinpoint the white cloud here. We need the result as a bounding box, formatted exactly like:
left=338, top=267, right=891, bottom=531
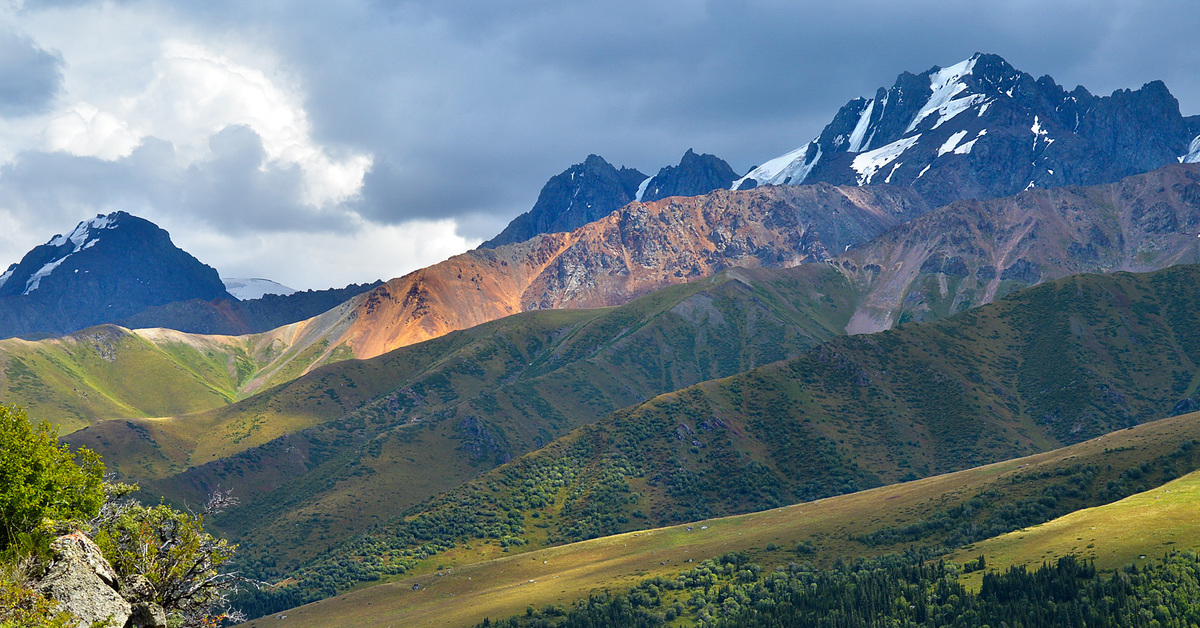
left=170, top=218, right=480, bottom=289
left=33, top=37, right=373, bottom=208
left=43, top=103, right=139, bottom=159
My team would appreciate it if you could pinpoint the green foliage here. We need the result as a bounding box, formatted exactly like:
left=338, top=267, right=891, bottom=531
left=92, top=501, right=238, bottom=624
left=0, top=405, right=105, bottom=549
left=482, top=551, right=1200, bottom=628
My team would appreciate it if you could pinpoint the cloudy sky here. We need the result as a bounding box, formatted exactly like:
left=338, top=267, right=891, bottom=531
left=0, top=0, right=1196, bottom=289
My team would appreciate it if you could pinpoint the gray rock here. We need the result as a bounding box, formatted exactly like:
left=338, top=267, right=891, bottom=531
left=119, top=575, right=155, bottom=603
left=128, top=602, right=168, bottom=628
left=37, top=532, right=131, bottom=628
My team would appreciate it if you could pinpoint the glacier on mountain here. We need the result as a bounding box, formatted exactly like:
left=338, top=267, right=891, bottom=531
left=852, top=135, right=920, bottom=185
left=907, top=56, right=986, bottom=132
left=732, top=142, right=821, bottom=190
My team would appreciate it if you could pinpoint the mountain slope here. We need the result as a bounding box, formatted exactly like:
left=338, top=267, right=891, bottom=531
left=0, top=212, right=231, bottom=339
left=261, top=262, right=1200, bottom=602
left=66, top=265, right=860, bottom=567
left=737, top=53, right=1196, bottom=208
left=234, top=408, right=1200, bottom=627
left=479, top=155, right=647, bottom=249
left=952, top=468, right=1200, bottom=585
left=838, top=162, right=1200, bottom=333
left=301, top=183, right=928, bottom=365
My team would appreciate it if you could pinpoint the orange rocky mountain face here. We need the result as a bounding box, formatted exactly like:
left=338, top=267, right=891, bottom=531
left=334, top=183, right=930, bottom=361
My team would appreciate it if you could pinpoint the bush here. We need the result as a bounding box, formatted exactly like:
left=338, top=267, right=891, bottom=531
left=93, top=496, right=242, bottom=627
left=0, top=404, right=105, bottom=550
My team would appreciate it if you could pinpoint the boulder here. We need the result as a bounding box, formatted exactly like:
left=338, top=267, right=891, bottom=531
left=37, top=532, right=131, bottom=628
left=128, top=602, right=168, bottom=628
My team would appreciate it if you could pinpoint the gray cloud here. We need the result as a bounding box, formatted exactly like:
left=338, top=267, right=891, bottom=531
left=0, top=125, right=352, bottom=237
left=0, top=29, right=63, bottom=116
left=206, top=0, right=1199, bottom=233
left=2, top=0, right=1198, bottom=279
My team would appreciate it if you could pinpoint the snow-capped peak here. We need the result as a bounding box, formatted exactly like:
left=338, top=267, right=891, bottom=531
left=222, top=277, right=297, bottom=300
left=23, top=213, right=122, bottom=295
left=48, top=213, right=118, bottom=250
left=1182, top=134, right=1200, bottom=164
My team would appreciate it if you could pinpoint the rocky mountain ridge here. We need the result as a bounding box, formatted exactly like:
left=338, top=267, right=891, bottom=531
left=837, top=162, right=1200, bottom=333
left=735, top=53, right=1198, bottom=208
left=312, top=182, right=931, bottom=363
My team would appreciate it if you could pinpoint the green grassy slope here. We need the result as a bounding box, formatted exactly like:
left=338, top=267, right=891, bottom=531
left=0, top=326, right=260, bottom=434
left=235, top=411, right=1200, bottom=628
left=953, top=467, right=1200, bottom=589
left=67, top=265, right=860, bottom=568
left=252, top=263, right=1200, bottom=607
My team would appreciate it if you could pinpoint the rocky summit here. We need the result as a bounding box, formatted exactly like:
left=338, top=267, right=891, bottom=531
left=736, top=53, right=1200, bottom=207
left=479, top=155, right=647, bottom=249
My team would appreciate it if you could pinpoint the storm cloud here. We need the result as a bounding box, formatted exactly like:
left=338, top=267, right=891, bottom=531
left=0, top=0, right=1196, bottom=288
left=0, top=29, right=62, bottom=116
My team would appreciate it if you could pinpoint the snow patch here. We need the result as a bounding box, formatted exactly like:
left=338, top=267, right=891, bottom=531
left=851, top=135, right=920, bottom=185
left=1182, top=135, right=1200, bottom=164
left=846, top=99, right=876, bottom=153
left=24, top=258, right=69, bottom=294
left=907, top=56, right=985, bottom=132
left=732, top=140, right=821, bottom=189
left=937, top=130, right=969, bottom=157
left=0, top=267, right=13, bottom=291
left=917, top=164, right=931, bottom=179
left=23, top=213, right=122, bottom=295
left=635, top=175, right=652, bottom=202
left=222, top=277, right=297, bottom=300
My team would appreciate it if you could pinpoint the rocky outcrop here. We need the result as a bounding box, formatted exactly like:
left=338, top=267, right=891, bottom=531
left=640, top=149, right=739, bottom=202
left=480, top=155, right=647, bottom=249
left=37, top=533, right=131, bottom=628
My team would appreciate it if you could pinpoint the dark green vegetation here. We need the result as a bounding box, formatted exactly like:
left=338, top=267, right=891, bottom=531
left=71, top=264, right=860, bottom=570
left=483, top=551, right=1200, bottom=628
left=234, top=263, right=1200, bottom=616
left=234, top=416, right=1200, bottom=628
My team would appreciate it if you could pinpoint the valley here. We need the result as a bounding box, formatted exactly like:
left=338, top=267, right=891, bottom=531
left=1, top=47, right=1198, bottom=628
left=236, top=410, right=1200, bottom=627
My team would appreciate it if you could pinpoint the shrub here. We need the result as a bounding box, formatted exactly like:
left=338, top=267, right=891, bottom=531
left=0, top=404, right=105, bottom=550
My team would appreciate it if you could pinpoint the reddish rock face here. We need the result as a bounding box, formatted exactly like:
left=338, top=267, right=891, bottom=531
left=334, top=182, right=929, bottom=360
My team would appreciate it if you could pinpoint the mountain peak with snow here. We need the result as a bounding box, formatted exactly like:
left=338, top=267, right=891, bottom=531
left=734, top=52, right=1195, bottom=207
left=0, top=211, right=230, bottom=338
left=222, top=277, right=297, bottom=301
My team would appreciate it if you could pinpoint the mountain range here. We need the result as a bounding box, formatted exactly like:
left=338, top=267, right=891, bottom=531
left=2, top=52, right=1199, bottom=627
left=735, top=53, right=1200, bottom=207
